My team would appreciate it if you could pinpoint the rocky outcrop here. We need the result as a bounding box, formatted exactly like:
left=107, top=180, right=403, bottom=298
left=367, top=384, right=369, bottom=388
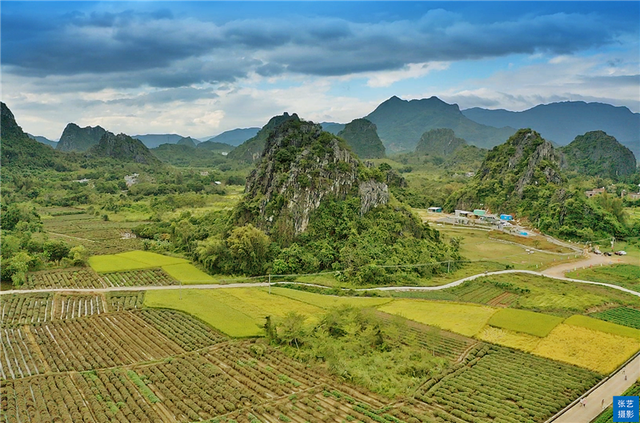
left=88, top=133, right=161, bottom=165
left=560, top=131, right=636, bottom=179
left=57, top=123, right=108, bottom=152
left=227, top=113, right=300, bottom=163
left=240, top=118, right=389, bottom=235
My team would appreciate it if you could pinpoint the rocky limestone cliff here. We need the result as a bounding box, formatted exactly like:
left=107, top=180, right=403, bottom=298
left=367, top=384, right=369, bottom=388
left=337, top=118, right=386, bottom=159
left=57, top=123, right=108, bottom=152
left=88, top=133, right=161, bottom=165
left=240, top=118, right=389, bottom=235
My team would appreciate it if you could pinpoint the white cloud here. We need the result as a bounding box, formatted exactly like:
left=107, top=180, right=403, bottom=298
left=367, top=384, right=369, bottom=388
left=365, top=62, right=450, bottom=88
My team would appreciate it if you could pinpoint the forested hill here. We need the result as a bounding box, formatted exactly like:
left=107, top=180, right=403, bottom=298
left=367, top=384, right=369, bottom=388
left=365, top=96, right=514, bottom=152
left=1, top=102, right=69, bottom=170
left=227, top=112, right=300, bottom=163
left=463, top=101, right=640, bottom=158
left=192, top=116, right=459, bottom=282
left=415, top=128, right=467, bottom=157
left=560, top=131, right=637, bottom=179
left=56, top=123, right=108, bottom=152
left=337, top=118, right=386, bottom=159
left=447, top=128, right=632, bottom=240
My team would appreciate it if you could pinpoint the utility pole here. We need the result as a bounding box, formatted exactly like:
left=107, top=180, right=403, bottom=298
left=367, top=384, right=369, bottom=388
left=268, top=274, right=271, bottom=294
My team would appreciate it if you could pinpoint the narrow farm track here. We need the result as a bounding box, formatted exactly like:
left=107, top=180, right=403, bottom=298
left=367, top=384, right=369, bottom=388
left=3, top=269, right=639, bottom=297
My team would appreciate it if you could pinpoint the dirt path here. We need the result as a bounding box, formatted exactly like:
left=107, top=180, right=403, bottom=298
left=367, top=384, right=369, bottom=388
left=542, top=253, right=623, bottom=278
left=550, top=352, right=640, bottom=423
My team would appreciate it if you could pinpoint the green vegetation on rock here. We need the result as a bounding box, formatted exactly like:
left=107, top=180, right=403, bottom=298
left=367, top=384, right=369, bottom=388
left=560, top=130, right=637, bottom=179
left=336, top=118, right=385, bottom=159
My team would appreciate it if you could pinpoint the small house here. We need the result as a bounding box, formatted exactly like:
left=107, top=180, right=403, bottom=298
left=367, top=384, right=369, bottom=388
left=500, top=214, right=513, bottom=221
left=428, top=207, right=442, bottom=213
left=473, top=209, right=486, bottom=217
left=585, top=187, right=605, bottom=198
left=455, top=210, right=472, bottom=218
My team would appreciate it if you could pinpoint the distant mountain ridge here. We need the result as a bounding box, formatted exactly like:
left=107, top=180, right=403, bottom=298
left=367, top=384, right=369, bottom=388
left=415, top=128, right=467, bottom=157
left=57, top=123, right=108, bottom=152
left=133, top=134, right=185, bottom=149
left=462, top=101, right=640, bottom=157
left=27, top=134, right=58, bottom=148
left=337, top=118, right=386, bottom=159
left=227, top=113, right=300, bottom=163
left=365, top=96, right=515, bottom=152
left=204, top=128, right=260, bottom=146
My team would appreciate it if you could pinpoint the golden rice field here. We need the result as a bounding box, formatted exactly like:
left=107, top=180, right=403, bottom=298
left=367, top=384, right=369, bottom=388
left=476, top=326, right=541, bottom=352
left=532, top=324, right=640, bottom=374
left=564, top=315, right=640, bottom=340
left=378, top=300, right=496, bottom=337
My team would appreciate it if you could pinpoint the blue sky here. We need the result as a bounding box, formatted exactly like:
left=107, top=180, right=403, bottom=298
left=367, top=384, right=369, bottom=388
left=2, top=1, right=639, bottom=140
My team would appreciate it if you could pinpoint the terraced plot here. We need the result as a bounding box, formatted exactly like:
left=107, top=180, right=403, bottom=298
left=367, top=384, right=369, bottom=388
left=30, top=313, right=184, bottom=372
left=101, top=268, right=177, bottom=287
left=488, top=308, right=563, bottom=337
left=0, top=293, right=53, bottom=326
left=0, top=327, right=46, bottom=380
left=136, top=308, right=227, bottom=351
left=25, top=268, right=106, bottom=289
left=107, top=291, right=145, bottom=311
left=416, top=344, right=601, bottom=423
left=592, top=307, right=640, bottom=329
left=55, top=294, right=105, bottom=319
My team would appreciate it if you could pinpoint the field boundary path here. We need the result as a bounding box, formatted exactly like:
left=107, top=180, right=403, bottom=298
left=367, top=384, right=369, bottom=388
left=548, top=351, right=640, bottom=423
left=2, top=269, right=639, bottom=297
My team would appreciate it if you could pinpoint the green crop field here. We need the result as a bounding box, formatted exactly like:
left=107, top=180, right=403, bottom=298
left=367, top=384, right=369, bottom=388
left=488, top=308, right=563, bottom=337
left=270, top=287, right=393, bottom=309
left=144, top=289, right=263, bottom=337
left=592, top=307, right=640, bottom=329
left=378, top=299, right=497, bottom=337
left=566, top=264, right=640, bottom=291
left=89, top=250, right=188, bottom=273
left=161, top=263, right=218, bottom=284
left=564, top=314, right=640, bottom=340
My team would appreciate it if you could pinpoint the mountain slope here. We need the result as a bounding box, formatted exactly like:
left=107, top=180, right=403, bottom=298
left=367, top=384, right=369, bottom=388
left=203, top=128, right=260, bottom=146
left=337, top=118, right=386, bottom=159
left=151, top=143, right=227, bottom=167
left=463, top=101, right=640, bottom=157
left=1, top=103, right=69, bottom=170
left=177, top=136, right=198, bottom=148
left=27, top=134, right=58, bottom=148
left=365, top=96, right=514, bottom=152
left=560, top=131, right=636, bottom=179
left=320, top=122, right=346, bottom=135
left=56, top=123, right=108, bottom=152
left=88, top=133, right=161, bottom=165
left=133, top=134, right=184, bottom=149
left=415, top=128, right=467, bottom=157
left=196, top=140, right=235, bottom=154
left=227, top=112, right=300, bottom=163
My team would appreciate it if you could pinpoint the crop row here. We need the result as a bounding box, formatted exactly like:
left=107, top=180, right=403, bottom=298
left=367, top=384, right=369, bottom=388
left=31, top=313, right=183, bottom=372
left=0, top=294, right=53, bottom=327
left=485, top=292, right=517, bottom=307
left=24, top=269, right=107, bottom=289
left=136, top=309, right=226, bottom=351
left=107, top=292, right=145, bottom=312
left=592, top=307, right=640, bottom=330
left=416, top=345, right=601, bottom=423
left=101, top=268, right=177, bottom=287
left=455, top=283, right=507, bottom=304
left=1, top=374, right=95, bottom=423
left=55, top=295, right=105, bottom=319
left=0, top=328, right=45, bottom=381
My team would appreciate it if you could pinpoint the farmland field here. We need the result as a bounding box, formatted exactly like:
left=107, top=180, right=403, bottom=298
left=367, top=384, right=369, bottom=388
left=101, top=268, right=178, bottom=287
left=161, top=262, right=218, bottom=284
left=378, top=299, right=497, bottom=336
left=566, top=264, right=640, bottom=290
left=55, top=294, right=105, bottom=319
left=415, top=344, right=601, bottom=423
left=532, top=324, right=640, bottom=373
left=25, top=268, right=106, bottom=289
left=592, top=381, right=640, bottom=423
left=271, top=286, right=393, bottom=308
left=563, top=314, right=640, bottom=340
left=592, top=307, right=640, bottom=329
left=487, top=308, right=563, bottom=337
left=0, top=327, right=46, bottom=380
left=476, top=326, right=541, bottom=352
left=106, top=291, right=145, bottom=311
left=0, top=293, right=53, bottom=326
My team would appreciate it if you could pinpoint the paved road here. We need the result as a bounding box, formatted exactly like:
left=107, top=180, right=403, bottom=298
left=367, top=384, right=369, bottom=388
left=551, top=353, right=640, bottom=423
left=542, top=253, right=623, bottom=278
left=2, top=269, right=638, bottom=297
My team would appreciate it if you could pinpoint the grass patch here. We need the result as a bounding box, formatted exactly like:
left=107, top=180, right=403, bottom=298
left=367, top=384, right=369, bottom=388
left=222, top=288, right=325, bottom=324
left=270, top=287, right=393, bottom=309
left=161, top=263, right=217, bottom=284
left=143, top=289, right=262, bottom=337
left=488, top=308, right=563, bottom=337
left=566, top=264, right=640, bottom=290
left=475, top=326, right=541, bottom=352
left=89, top=250, right=187, bottom=273
left=378, top=300, right=496, bottom=337
left=532, top=323, right=640, bottom=374
left=564, top=315, right=640, bottom=340
left=592, top=307, right=640, bottom=330
left=117, top=251, right=187, bottom=266
left=487, top=230, right=574, bottom=253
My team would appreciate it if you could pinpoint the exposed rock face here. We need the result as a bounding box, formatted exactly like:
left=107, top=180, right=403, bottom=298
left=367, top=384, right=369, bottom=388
left=560, top=130, right=636, bottom=179
left=337, top=118, right=386, bottom=159
left=415, top=128, right=467, bottom=157
left=88, top=133, right=161, bottom=165
left=359, top=180, right=389, bottom=215
left=241, top=118, right=388, bottom=235
left=57, top=123, right=108, bottom=152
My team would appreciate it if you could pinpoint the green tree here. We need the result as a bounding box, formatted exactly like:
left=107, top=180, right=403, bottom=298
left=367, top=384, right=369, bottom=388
left=226, top=224, right=272, bottom=276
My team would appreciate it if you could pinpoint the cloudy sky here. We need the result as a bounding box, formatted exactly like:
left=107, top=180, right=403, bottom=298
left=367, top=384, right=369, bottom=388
left=2, top=1, right=639, bottom=140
